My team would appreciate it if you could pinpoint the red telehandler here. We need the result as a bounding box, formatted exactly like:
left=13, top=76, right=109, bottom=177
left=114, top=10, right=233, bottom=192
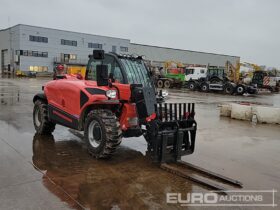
left=33, top=50, right=197, bottom=163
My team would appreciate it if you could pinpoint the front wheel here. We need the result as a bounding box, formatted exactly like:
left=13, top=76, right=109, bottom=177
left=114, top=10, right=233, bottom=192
left=33, top=100, right=55, bottom=135
left=84, top=109, right=122, bottom=159
left=188, top=81, right=196, bottom=91
left=157, top=79, right=164, bottom=88
left=201, top=83, right=209, bottom=92
left=224, top=83, right=234, bottom=95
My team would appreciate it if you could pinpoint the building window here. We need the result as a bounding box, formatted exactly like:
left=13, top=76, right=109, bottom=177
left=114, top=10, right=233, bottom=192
left=32, top=51, right=38, bottom=57
left=29, top=35, right=48, bottom=43
left=42, top=37, right=48, bottom=43
left=42, top=52, right=48, bottom=57
left=29, top=66, right=48, bottom=72
left=88, top=42, right=102, bottom=49
left=23, top=50, right=28, bottom=56
left=29, top=36, right=34, bottom=41
left=61, top=39, right=77, bottom=46
left=72, top=41, right=77, bottom=46
left=70, top=54, right=77, bottom=60
left=16, top=49, right=48, bottom=58
left=112, top=45, right=117, bottom=53
left=120, top=46, right=128, bottom=52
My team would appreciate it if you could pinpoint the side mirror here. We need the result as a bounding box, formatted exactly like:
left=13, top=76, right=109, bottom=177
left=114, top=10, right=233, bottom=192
left=93, top=50, right=104, bottom=60
left=96, top=64, right=108, bottom=86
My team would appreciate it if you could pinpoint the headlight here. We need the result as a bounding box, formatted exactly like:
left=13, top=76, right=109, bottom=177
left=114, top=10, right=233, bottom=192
left=106, top=90, right=117, bottom=98
left=162, top=90, right=169, bottom=97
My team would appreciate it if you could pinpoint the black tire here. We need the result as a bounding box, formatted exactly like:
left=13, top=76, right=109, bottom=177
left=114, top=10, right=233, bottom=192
left=164, top=80, right=171, bottom=88
left=188, top=81, right=196, bottom=91
left=33, top=100, right=55, bottom=135
left=157, top=79, right=164, bottom=88
left=268, top=86, right=274, bottom=92
left=248, top=88, right=257, bottom=94
left=236, top=84, right=245, bottom=95
left=84, top=109, right=122, bottom=159
left=224, top=83, right=234, bottom=95
left=201, top=83, right=209, bottom=92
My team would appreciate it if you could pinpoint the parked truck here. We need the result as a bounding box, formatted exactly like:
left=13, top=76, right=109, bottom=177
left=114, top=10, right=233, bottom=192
left=185, top=65, right=257, bottom=95
left=155, top=61, right=186, bottom=88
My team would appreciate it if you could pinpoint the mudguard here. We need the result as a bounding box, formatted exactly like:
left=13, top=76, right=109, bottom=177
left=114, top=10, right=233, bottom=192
left=33, top=93, right=47, bottom=103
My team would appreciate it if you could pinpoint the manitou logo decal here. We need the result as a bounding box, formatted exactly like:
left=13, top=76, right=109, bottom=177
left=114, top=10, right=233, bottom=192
left=166, top=190, right=277, bottom=207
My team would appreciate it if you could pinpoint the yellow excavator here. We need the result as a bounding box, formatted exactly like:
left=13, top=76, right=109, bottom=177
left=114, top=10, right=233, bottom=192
left=243, top=62, right=263, bottom=72
left=225, top=61, right=264, bottom=82
left=226, top=61, right=278, bottom=92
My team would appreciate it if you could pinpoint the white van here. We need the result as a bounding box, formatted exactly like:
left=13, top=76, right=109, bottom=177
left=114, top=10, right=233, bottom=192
left=185, top=67, right=207, bottom=81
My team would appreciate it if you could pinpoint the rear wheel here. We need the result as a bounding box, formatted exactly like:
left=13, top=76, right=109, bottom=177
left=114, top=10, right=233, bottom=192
left=33, top=100, right=55, bottom=135
left=236, top=84, right=245, bottom=95
left=224, top=83, right=234, bottom=95
left=157, top=79, right=164, bottom=88
left=84, top=109, right=122, bottom=159
left=164, top=80, right=172, bottom=88
left=201, top=83, right=209, bottom=92
left=188, top=81, right=196, bottom=91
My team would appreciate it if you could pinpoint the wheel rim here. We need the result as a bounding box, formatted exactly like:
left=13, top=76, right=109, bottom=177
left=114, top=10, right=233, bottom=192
left=165, top=81, right=170, bottom=88
left=237, top=87, right=243, bottom=93
left=157, top=81, right=163, bottom=88
left=34, top=107, right=41, bottom=127
left=202, top=85, right=207, bottom=91
left=226, top=87, right=231, bottom=93
left=190, top=84, right=194, bottom=89
left=88, top=120, right=102, bottom=148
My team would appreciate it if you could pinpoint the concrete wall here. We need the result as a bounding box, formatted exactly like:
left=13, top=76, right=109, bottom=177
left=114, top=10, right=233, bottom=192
left=129, top=43, right=240, bottom=67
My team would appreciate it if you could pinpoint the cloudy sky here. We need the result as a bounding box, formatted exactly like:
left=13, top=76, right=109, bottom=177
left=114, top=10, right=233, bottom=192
left=0, top=0, right=279, bottom=67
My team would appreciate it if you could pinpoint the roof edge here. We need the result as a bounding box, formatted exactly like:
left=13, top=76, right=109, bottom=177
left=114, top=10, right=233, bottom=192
left=130, top=43, right=240, bottom=58
left=1, top=24, right=130, bottom=41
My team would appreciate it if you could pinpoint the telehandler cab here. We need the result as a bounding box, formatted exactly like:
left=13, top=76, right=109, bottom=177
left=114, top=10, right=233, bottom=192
left=33, top=50, right=197, bottom=162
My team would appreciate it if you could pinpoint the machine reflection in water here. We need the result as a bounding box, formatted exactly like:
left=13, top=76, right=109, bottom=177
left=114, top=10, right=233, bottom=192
left=32, top=134, right=193, bottom=210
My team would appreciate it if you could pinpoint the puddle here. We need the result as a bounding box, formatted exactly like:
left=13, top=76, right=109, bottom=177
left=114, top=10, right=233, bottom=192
left=32, top=134, right=196, bottom=209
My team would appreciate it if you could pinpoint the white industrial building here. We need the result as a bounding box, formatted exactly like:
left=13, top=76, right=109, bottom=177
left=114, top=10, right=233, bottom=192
left=0, top=24, right=240, bottom=74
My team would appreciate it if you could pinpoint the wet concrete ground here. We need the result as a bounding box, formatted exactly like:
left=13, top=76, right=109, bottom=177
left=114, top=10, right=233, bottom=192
left=0, top=78, right=279, bottom=209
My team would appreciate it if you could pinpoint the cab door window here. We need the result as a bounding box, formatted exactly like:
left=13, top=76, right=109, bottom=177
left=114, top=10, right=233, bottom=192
left=186, top=68, right=194, bottom=75
left=87, top=55, right=124, bottom=83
